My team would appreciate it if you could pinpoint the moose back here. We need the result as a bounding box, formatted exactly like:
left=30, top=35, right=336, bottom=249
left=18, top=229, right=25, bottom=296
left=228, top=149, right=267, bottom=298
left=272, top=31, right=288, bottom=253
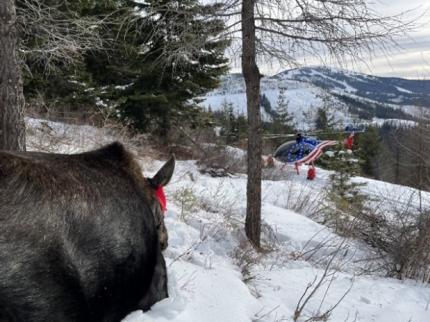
left=0, top=142, right=174, bottom=322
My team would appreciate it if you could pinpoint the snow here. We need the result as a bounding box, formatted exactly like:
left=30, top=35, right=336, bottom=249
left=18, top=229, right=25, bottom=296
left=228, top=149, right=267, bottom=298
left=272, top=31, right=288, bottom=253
left=125, top=159, right=430, bottom=322
left=395, top=86, right=414, bottom=94
left=303, top=68, right=358, bottom=93
left=115, top=83, right=133, bottom=90
left=200, top=68, right=423, bottom=129
left=25, top=117, right=119, bottom=154
left=201, top=76, right=350, bottom=130
left=372, top=118, right=418, bottom=128
left=24, top=119, right=430, bottom=322
left=256, top=267, right=430, bottom=322
left=125, top=259, right=260, bottom=322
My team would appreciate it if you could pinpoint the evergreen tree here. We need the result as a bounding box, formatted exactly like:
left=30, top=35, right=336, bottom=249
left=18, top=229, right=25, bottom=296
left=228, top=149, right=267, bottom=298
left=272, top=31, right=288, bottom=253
left=260, top=93, right=274, bottom=117
left=273, top=87, right=294, bottom=134
left=356, top=126, right=381, bottom=178
left=371, top=119, right=430, bottom=191
left=219, top=101, right=238, bottom=144
left=17, top=0, right=114, bottom=112
left=314, top=107, right=335, bottom=132
left=236, top=115, right=248, bottom=143
left=314, top=94, right=336, bottom=134
left=86, top=0, right=230, bottom=137
left=329, top=150, right=362, bottom=198
left=315, top=108, right=328, bottom=130
left=325, top=143, right=367, bottom=228
left=18, top=0, right=229, bottom=137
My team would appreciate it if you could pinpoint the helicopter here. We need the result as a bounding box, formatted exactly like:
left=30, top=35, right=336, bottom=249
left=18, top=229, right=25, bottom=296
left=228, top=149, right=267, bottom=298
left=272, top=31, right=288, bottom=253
left=272, top=124, right=365, bottom=179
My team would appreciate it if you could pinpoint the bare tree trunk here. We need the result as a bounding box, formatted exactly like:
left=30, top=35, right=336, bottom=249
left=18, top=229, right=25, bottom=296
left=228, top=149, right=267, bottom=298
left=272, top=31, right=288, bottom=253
left=242, top=0, right=262, bottom=248
left=0, top=0, right=26, bottom=151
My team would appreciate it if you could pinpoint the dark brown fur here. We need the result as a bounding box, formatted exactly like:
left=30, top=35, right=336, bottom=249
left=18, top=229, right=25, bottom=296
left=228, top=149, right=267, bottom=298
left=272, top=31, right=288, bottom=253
left=0, top=142, right=173, bottom=322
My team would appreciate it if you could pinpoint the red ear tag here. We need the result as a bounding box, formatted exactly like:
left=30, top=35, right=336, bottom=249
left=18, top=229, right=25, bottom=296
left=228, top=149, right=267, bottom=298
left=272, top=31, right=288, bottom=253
left=155, top=186, right=167, bottom=214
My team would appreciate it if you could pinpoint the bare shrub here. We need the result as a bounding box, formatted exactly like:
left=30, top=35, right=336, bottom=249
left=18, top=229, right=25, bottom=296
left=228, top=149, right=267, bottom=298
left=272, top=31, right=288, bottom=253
left=264, top=180, right=328, bottom=219
left=26, top=119, right=70, bottom=152
left=324, top=188, right=430, bottom=282
left=289, top=189, right=328, bottom=219
left=150, top=126, right=210, bottom=160
left=261, top=164, right=293, bottom=181
left=260, top=222, right=281, bottom=251
left=252, top=305, right=286, bottom=322
left=293, top=241, right=354, bottom=322
left=25, top=107, right=159, bottom=159
left=232, top=240, right=264, bottom=298
left=26, top=97, right=101, bottom=127
left=197, top=144, right=247, bottom=176
left=162, top=124, right=248, bottom=174
left=362, top=207, right=430, bottom=282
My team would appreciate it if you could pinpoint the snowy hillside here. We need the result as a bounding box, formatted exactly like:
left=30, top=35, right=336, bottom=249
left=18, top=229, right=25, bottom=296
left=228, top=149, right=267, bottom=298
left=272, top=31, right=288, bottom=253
left=282, top=67, right=430, bottom=107
left=202, top=72, right=351, bottom=130
left=128, top=160, right=430, bottom=322
left=25, top=118, right=430, bottom=322
left=200, top=67, right=428, bottom=129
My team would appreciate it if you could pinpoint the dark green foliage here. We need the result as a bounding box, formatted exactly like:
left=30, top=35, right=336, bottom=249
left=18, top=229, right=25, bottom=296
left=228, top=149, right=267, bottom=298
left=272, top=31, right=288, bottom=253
left=18, top=0, right=229, bottom=138
left=314, top=107, right=335, bottom=131
left=214, top=101, right=247, bottom=145
left=356, top=126, right=381, bottom=177
left=329, top=118, right=430, bottom=192
left=272, top=88, right=295, bottom=134
left=222, top=102, right=239, bottom=144
left=260, top=94, right=275, bottom=118
left=333, top=93, right=414, bottom=121
left=318, top=130, right=365, bottom=208
left=86, top=0, right=230, bottom=137
left=324, top=143, right=368, bottom=227
left=377, top=120, right=430, bottom=191
left=315, top=108, right=328, bottom=130
left=261, top=88, right=295, bottom=154
left=313, top=93, right=338, bottom=133
left=329, top=149, right=363, bottom=198
left=17, top=0, right=101, bottom=111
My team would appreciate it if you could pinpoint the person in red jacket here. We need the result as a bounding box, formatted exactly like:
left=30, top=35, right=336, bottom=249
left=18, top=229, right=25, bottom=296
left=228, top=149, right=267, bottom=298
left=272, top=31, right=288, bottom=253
left=345, top=133, right=354, bottom=150
left=307, top=164, right=316, bottom=180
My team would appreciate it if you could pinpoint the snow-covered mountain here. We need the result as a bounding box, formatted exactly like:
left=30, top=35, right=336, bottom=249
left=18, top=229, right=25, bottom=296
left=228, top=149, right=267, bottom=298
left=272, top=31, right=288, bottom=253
left=200, top=67, right=429, bottom=129
left=282, top=67, right=430, bottom=107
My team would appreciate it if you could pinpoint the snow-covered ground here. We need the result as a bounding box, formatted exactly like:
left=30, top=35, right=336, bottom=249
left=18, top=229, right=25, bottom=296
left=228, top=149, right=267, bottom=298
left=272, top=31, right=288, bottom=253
left=126, top=160, right=430, bottom=322
left=25, top=118, right=430, bottom=322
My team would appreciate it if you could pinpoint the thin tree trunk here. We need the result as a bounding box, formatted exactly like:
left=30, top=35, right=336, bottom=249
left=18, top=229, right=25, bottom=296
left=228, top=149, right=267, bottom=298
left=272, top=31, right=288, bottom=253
left=0, top=0, right=26, bottom=151
left=242, top=0, right=262, bottom=248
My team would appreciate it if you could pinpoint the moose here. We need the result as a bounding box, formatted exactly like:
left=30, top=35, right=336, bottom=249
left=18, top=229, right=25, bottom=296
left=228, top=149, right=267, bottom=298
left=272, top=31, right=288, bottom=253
left=0, top=142, right=174, bottom=322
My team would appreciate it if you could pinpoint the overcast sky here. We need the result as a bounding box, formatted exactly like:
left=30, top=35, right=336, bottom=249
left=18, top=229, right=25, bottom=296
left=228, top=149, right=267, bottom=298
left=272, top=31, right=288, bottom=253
left=221, top=0, right=430, bottom=79
left=327, top=0, right=430, bottom=79
left=359, top=0, right=430, bottom=79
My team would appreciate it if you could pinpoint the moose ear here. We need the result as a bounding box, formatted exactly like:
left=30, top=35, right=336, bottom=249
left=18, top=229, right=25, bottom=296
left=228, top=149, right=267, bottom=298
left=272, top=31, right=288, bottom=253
left=150, top=155, right=175, bottom=187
